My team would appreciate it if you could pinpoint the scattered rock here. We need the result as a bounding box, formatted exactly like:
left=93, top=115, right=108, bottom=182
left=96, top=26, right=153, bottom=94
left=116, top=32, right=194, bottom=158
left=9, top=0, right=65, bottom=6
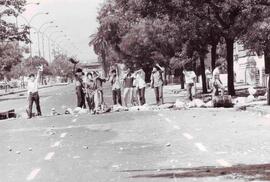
left=174, top=99, right=185, bottom=109
left=166, top=143, right=171, bottom=147
left=247, top=95, right=255, bottom=103
left=15, top=151, right=21, bottom=154
left=7, top=146, right=12, bottom=152
left=28, top=148, right=32, bottom=151
left=83, top=145, right=88, bottom=149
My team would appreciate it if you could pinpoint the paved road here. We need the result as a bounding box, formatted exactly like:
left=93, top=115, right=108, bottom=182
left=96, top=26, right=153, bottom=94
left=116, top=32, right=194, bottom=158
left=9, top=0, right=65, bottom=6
left=0, top=84, right=270, bottom=182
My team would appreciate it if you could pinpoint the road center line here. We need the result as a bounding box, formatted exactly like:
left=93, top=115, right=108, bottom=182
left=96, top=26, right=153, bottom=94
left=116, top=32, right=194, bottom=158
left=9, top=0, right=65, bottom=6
left=183, top=133, right=194, bottom=140
left=216, top=159, right=232, bottom=167
left=195, top=143, right=207, bottom=152
left=158, top=113, right=164, bottom=117
left=60, top=132, right=67, bottom=138
left=44, top=152, right=55, bottom=161
left=165, top=118, right=172, bottom=123
left=51, top=140, right=62, bottom=148
left=72, top=119, right=77, bottom=123
left=26, top=168, right=41, bottom=181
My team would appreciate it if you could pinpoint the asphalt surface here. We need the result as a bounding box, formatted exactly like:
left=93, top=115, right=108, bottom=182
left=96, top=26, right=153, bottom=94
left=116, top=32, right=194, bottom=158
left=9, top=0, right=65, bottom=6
left=0, top=84, right=270, bottom=182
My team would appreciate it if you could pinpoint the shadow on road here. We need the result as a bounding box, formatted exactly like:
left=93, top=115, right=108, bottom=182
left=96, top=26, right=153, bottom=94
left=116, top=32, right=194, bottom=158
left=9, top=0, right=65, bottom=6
left=123, top=163, right=270, bottom=181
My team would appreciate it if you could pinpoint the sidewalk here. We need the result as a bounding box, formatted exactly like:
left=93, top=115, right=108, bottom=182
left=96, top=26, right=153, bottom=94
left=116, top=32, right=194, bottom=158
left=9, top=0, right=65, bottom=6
left=0, top=83, right=69, bottom=97
left=246, top=102, right=270, bottom=116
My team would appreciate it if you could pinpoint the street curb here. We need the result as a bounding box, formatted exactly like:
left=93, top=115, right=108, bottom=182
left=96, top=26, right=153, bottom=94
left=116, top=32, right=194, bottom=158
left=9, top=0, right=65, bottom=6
left=0, top=83, right=69, bottom=97
left=246, top=105, right=270, bottom=116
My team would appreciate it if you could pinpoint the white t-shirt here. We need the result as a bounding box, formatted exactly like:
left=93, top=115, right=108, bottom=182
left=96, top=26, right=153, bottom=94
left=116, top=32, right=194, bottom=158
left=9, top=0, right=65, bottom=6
left=184, top=71, right=196, bottom=84
left=213, top=67, right=220, bottom=79
left=27, top=79, right=39, bottom=94
left=136, top=70, right=146, bottom=89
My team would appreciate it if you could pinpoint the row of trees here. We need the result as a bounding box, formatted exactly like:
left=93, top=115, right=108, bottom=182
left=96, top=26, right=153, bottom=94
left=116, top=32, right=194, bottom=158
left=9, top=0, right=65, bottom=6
left=0, top=0, right=74, bottom=82
left=90, top=0, right=270, bottom=96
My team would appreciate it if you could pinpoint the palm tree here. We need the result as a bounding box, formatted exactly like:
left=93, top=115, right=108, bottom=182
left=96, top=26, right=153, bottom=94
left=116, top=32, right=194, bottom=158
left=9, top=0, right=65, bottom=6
left=89, top=32, right=109, bottom=77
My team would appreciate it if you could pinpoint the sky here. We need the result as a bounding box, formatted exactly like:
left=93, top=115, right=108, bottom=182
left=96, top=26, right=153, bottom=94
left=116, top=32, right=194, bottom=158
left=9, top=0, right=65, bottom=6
left=21, top=0, right=105, bottom=63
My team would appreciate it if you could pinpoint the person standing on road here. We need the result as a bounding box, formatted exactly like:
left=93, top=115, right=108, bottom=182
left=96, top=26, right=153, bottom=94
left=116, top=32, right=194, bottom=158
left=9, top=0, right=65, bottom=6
left=183, top=68, right=196, bottom=101
left=26, top=66, right=43, bottom=119
left=134, top=68, right=146, bottom=105
left=123, top=69, right=134, bottom=107
left=74, top=68, right=86, bottom=108
left=151, top=65, right=164, bottom=105
left=109, top=69, right=122, bottom=106
left=93, top=71, right=106, bottom=111
left=212, top=63, right=225, bottom=97
left=85, top=72, right=97, bottom=114
left=205, top=67, right=212, bottom=91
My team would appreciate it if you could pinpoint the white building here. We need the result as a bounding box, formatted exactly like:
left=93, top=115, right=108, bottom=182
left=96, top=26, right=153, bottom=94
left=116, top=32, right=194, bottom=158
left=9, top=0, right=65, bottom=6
left=233, top=42, right=267, bottom=87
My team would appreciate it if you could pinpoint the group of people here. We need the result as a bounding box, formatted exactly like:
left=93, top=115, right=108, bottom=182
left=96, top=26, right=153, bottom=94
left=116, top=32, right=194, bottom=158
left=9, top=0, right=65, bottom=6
left=24, top=61, right=226, bottom=119
left=74, top=68, right=106, bottom=114
left=182, top=62, right=226, bottom=102
left=107, top=63, right=166, bottom=108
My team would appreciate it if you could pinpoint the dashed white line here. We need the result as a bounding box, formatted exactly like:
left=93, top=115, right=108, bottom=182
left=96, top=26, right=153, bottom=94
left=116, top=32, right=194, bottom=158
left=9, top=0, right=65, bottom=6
left=173, top=125, right=181, bottom=130
left=60, top=132, right=67, bottom=138
left=165, top=118, right=172, bottom=122
left=26, top=168, right=41, bottom=181
left=216, top=159, right=232, bottom=167
left=195, top=143, right=207, bottom=152
left=72, top=119, right=77, bottom=123
left=158, top=113, right=164, bottom=117
left=51, top=140, right=62, bottom=148
left=183, top=133, right=194, bottom=140
left=44, top=152, right=55, bottom=161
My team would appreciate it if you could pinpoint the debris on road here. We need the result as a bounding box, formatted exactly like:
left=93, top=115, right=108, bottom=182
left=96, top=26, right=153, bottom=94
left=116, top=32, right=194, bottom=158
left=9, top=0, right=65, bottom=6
left=51, top=108, right=61, bottom=116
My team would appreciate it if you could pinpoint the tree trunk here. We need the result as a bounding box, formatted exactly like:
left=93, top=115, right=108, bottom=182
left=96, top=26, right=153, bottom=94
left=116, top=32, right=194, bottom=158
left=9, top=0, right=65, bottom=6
left=264, top=48, right=270, bottom=105
left=200, top=54, right=207, bottom=94
left=211, top=43, right=217, bottom=71
left=180, top=68, right=185, bottom=89
left=267, top=75, right=270, bottom=105
left=225, top=38, right=235, bottom=96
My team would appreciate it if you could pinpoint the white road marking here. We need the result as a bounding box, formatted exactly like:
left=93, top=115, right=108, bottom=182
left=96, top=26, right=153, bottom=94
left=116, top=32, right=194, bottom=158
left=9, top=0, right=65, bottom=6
left=165, top=118, right=172, bottom=122
left=158, top=113, right=164, bottom=117
left=216, top=159, right=232, bottom=167
left=44, top=152, right=55, bottom=161
left=215, top=151, right=228, bottom=155
left=51, top=140, right=62, bottom=148
left=183, top=133, right=194, bottom=140
left=195, top=143, right=207, bottom=152
left=60, top=132, right=67, bottom=138
left=72, top=119, right=77, bottom=123
left=26, top=168, right=41, bottom=181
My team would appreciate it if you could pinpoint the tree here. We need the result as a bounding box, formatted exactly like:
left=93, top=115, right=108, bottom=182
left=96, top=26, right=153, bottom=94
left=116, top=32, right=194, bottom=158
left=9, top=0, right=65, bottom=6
left=50, top=54, right=74, bottom=80
left=188, top=0, right=270, bottom=95
left=0, top=0, right=29, bottom=78
left=0, top=42, right=24, bottom=79
left=241, top=17, right=270, bottom=104
left=0, top=0, right=29, bottom=42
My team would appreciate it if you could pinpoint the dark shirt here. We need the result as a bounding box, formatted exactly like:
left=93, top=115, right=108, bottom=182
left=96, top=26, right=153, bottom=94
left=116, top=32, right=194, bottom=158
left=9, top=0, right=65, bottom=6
left=124, top=77, right=134, bottom=88
left=95, top=77, right=106, bottom=90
